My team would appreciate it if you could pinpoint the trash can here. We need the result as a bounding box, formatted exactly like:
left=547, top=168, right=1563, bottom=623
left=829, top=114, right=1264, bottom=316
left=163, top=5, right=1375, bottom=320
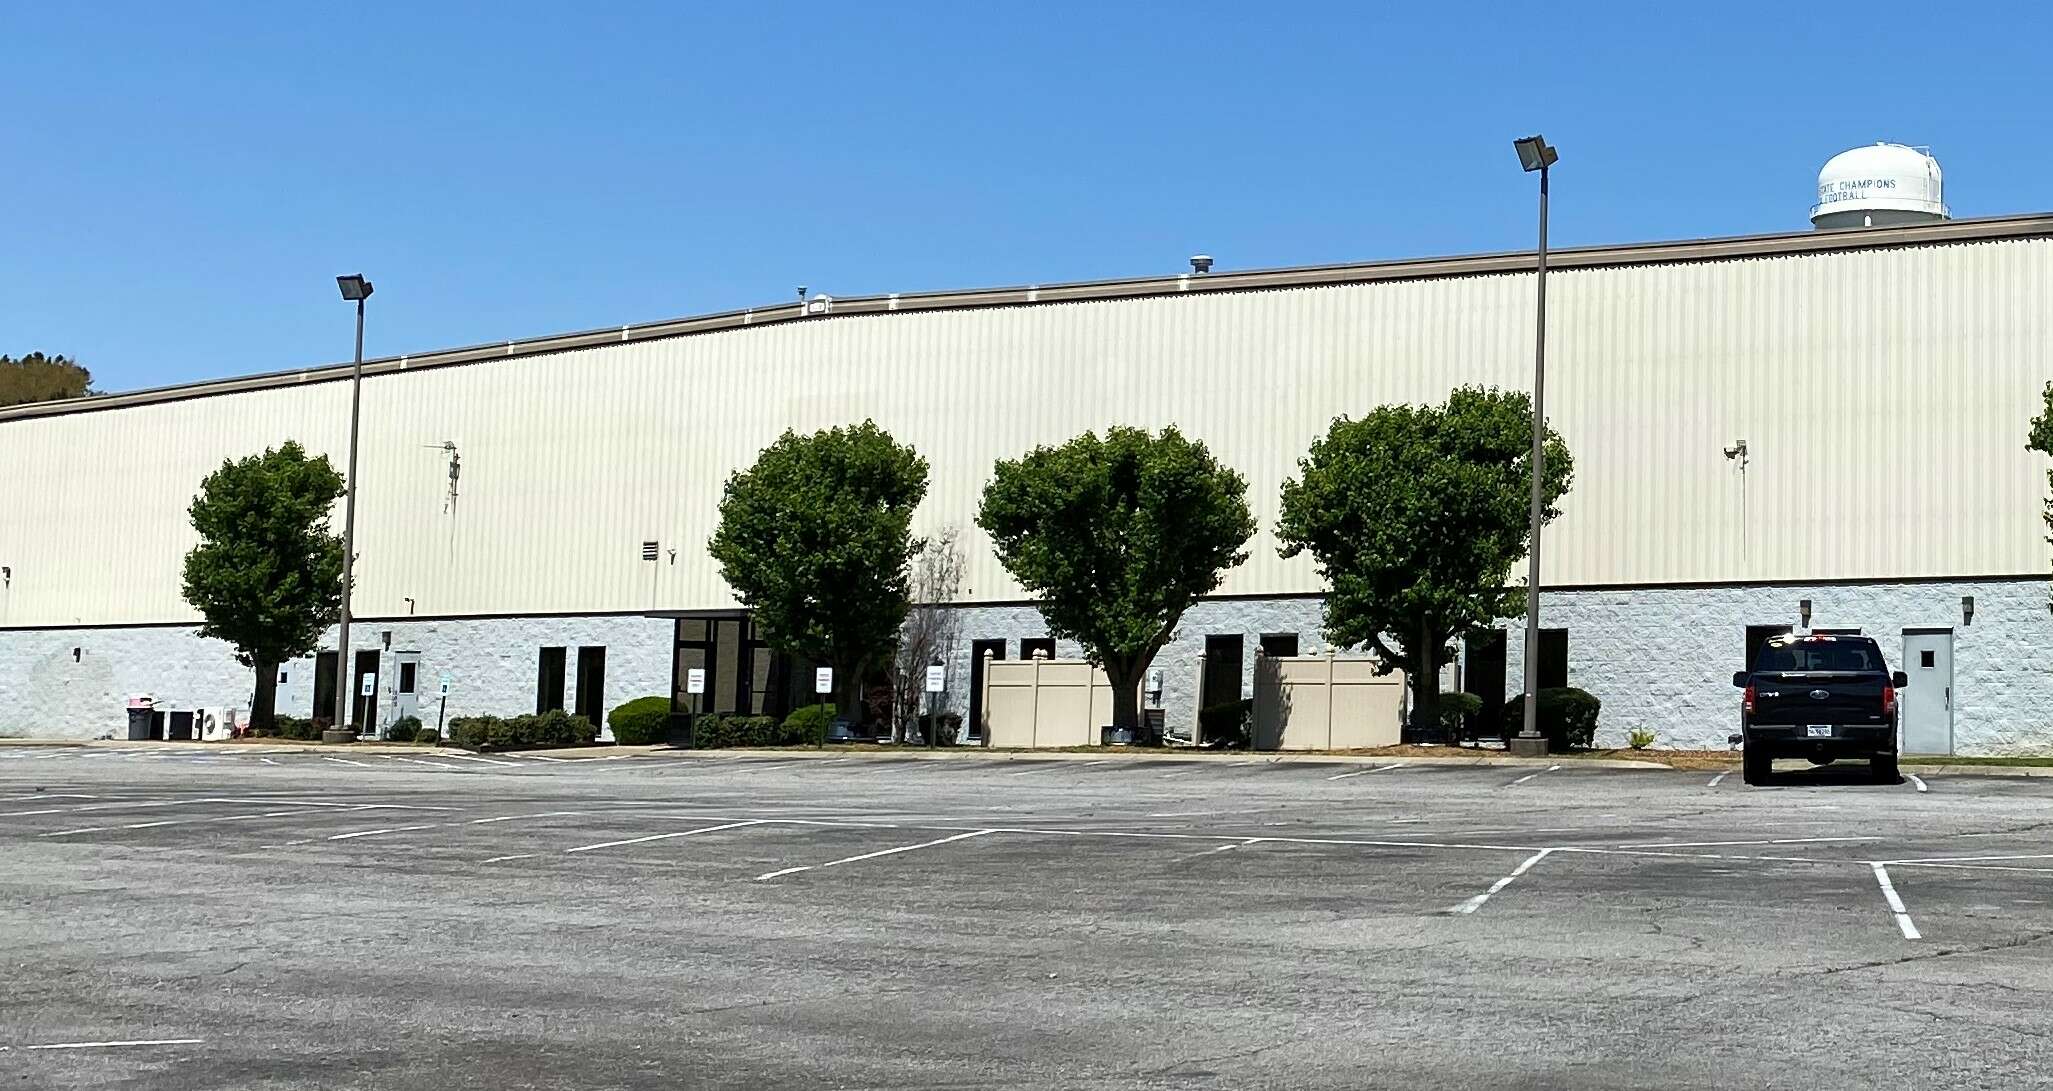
left=125, top=697, right=156, bottom=741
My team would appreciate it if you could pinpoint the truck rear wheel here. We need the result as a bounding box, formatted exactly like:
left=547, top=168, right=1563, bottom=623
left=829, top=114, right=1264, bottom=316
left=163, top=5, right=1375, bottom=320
left=1871, top=752, right=1900, bottom=784
left=1742, top=748, right=1772, bottom=786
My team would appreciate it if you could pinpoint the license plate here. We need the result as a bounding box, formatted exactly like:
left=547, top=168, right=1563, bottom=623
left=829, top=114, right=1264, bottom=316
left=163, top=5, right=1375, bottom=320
left=1806, top=725, right=1834, bottom=738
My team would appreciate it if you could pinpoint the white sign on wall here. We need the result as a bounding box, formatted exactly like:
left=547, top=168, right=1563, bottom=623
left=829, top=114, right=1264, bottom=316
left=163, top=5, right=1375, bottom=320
left=814, top=667, right=834, bottom=695
left=686, top=668, right=706, bottom=695
left=925, top=664, right=946, bottom=693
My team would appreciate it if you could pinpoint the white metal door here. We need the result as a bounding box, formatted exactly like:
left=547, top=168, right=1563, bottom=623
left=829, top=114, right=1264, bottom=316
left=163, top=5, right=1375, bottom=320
left=394, top=653, right=422, bottom=725
left=1900, top=630, right=1953, bottom=755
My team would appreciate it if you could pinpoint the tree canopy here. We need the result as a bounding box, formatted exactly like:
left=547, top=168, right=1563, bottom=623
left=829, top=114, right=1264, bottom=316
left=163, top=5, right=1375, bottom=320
left=0, top=353, right=93, bottom=407
left=978, top=426, right=1255, bottom=736
left=1275, top=386, right=1573, bottom=739
left=181, top=441, right=346, bottom=732
left=2025, top=383, right=2053, bottom=578
left=708, top=421, right=929, bottom=717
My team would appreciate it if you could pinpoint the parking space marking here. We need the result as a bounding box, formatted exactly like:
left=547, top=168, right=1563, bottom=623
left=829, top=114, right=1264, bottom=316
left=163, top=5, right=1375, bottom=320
left=0, top=793, right=99, bottom=802
left=442, top=754, right=523, bottom=768
left=469, top=810, right=590, bottom=824
left=564, top=819, right=765, bottom=854
left=4, top=1038, right=204, bottom=1052
left=1881, top=852, right=2053, bottom=865
left=1450, top=848, right=1554, bottom=914
left=1506, top=765, right=1561, bottom=787
left=322, top=757, right=378, bottom=768
left=1005, top=764, right=1059, bottom=776
left=482, top=854, right=537, bottom=864
left=1326, top=764, right=1402, bottom=781
left=260, top=758, right=280, bottom=766
left=1870, top=863, right=1922, bottom=940
left=1707, top=772, right=1729, bottom=788
left=326, top=823, right=440, bottom=841
left=755, top=828, right=997, bottom=881
left=1907, top=774, right=1929, bottom=793
left=1158, top=767, right=1201, bottom=778
left=1613, top=836, right=1882, bottom=849
left=389, top=757, right=472, bottom=771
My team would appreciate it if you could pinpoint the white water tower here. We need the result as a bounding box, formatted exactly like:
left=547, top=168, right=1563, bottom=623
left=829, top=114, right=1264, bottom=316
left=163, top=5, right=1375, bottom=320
left=1810, top=143, right=1948, bottom=230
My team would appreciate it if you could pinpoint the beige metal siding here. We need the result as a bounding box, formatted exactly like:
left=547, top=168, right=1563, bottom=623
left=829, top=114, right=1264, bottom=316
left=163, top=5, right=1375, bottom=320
left=2, top=236, right=2049, bottom=629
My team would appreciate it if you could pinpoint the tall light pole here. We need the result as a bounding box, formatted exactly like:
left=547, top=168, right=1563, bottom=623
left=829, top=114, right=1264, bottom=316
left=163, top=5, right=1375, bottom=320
left=1510, top=136, right=1557, bottom=757
left=325, top=273, right=374, bottom=744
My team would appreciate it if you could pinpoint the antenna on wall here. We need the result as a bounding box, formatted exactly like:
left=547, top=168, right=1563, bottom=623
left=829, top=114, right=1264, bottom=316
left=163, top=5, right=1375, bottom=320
left=423, top=442, right=460, bottom=514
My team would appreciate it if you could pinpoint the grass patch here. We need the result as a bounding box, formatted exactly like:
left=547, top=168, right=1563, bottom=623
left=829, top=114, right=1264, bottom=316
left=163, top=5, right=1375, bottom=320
left=1902, top=754, right=2053, bottom=768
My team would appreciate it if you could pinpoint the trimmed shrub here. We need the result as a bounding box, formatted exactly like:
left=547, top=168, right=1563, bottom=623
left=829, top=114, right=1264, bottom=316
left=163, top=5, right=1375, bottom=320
left=1437, top=691, right=1484, bottom=737
left=386, top=716, right=421, bottom=743
left=415, top=729, right=440, bottom=745
left=272, top=716, right=320, bottom=741
left=446, top=711, right=599, bottom=752
left=1199, top=699, right=1253, bottom=748
left=1501, top=687, right=1603, bottom=750
left=609, top=696, right=672, bottom=746
left=782, top=704, right=834, bottom=746
left=690, top=714, right=785, bottom=749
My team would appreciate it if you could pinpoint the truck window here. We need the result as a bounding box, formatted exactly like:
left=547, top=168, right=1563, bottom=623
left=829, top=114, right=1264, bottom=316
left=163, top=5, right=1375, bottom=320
left=1754, top=640, right=1885, bottom=673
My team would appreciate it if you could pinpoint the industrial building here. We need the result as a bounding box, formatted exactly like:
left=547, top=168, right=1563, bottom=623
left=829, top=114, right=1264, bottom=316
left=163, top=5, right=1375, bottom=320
left=5, top=145, right=2052, bottom=753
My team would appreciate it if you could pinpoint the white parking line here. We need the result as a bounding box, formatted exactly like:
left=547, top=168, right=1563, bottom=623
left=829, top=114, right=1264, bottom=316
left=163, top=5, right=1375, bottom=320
left=441, top=753, right=523, bottom=768
left=1707, top=772, right=1729, bottom=788
left=1614, top=836, right=1882, bottom=849
left=482, top=854, right=537, bottom=864
left=1158, top=767, right=1201, bottom=778
left=0, top=793, right=98, bottom=802
left=6, top=1038, right=204, bottom=1052
left=755, top=828, right=997, bottom=881
left=469, top=810, right=589, bottom=824
left=1327, top=763, right=1403, bottom=780
left=322, top=757, right=378, bottom=768
left=1880, top=852, right=2053, bottom=865
left=1506, top=765, right=1560, bottom=787
left=1005, top=764, right=1058, bottom=776
left=388, top=757, right=470, bottom=771
left=1870, top=862, right=1921, bottom=939
left=1449, top=848, right=1554, bottom=914
left=564, top=819, right=764, bottom=854
left=326, top=823, right=439, bottom=841
left=1907, top=774, right=1929, bottom=793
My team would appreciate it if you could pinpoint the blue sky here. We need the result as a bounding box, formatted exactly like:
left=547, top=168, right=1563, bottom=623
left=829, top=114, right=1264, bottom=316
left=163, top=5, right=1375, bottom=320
left=4, top=2, right=2049, bottom=393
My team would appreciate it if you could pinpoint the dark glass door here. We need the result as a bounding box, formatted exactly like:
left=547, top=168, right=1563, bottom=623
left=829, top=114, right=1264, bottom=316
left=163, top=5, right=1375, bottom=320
left=351, top=650, right=380, bottom=735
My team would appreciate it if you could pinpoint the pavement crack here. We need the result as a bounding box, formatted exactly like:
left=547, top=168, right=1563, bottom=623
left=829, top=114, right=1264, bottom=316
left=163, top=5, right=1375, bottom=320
left=1134, top=1038, right=1289, bottom=1078
left=1809, top=929, right=2053, bottom=976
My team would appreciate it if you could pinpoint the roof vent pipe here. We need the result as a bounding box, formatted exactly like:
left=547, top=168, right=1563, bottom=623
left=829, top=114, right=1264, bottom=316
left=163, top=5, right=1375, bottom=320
left=1189, top=254, right=1214, bottom=274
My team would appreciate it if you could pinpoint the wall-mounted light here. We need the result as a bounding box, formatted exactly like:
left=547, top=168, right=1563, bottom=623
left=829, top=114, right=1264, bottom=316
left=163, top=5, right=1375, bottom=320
left=1963, top=595, right=1975, bottom=626
left=381, top=630, right=392, bottom=649
left=403, top=597, right=416, bottom=615
left=1799, top=599, right=1813, bottom=628
left=73, top=647, right=81, bottom=662
left=2, top=566, right=10, bottom=586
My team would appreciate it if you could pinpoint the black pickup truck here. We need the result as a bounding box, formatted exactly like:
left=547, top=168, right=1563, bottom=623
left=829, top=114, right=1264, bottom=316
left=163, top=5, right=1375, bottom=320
left=1731, top=633, right=1907, bottom=785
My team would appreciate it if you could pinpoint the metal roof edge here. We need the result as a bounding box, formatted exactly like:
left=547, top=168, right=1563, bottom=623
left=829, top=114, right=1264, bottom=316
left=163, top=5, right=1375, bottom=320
left=8, top=211, right=2052, bottom=424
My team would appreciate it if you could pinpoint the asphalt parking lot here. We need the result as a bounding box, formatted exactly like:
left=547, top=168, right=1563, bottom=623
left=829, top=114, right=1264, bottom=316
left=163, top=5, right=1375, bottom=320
left=3, top=746, right=2051, bottom=1089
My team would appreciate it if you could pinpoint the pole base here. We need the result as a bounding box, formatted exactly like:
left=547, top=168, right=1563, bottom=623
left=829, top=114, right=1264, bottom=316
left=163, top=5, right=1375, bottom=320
left=1506, top=734, right=1550, bottom=758
left=321, top=729, right=357, bottom=745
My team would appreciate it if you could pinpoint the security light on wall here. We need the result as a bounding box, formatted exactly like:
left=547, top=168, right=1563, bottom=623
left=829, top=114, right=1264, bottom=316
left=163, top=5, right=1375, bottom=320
left=1963, top=596, right=1975, bottom=625
left=1799, top=599, right=1813, bottom=628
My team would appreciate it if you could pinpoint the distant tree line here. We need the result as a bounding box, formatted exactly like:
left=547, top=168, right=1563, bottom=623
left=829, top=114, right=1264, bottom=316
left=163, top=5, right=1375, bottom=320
left=0, top=352, right=94, bottom=407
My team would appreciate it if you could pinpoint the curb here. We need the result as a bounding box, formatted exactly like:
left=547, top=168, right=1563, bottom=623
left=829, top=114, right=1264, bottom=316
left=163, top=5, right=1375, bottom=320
left=681, top=747, right=1674, bottom=772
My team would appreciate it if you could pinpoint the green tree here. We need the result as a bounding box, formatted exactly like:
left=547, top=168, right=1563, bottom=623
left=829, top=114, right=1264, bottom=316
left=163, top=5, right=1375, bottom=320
left=180, top=442, right=346, bottom=734
left=0, top=352, right=94, bottom=407
left=978, top=426, right=1255, bottom=738
left=709, top=421, right=929, bottom=724
left=2025, top=383, right=2053, bottom=597
left=1275, top=386, right=1572, bottom=740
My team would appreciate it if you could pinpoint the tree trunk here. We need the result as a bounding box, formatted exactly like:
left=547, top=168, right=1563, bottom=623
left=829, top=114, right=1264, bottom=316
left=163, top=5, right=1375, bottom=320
left=1414, top=615, right=1441, bottom=744
left=250, top=657, right=278, bottom=736
left=1106, top=662, right=1142, bottom=740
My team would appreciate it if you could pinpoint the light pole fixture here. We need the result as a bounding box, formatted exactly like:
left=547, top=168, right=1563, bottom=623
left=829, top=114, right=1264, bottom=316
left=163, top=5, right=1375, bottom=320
left=325, top=273, right=374, bottom=744
left=1511, top=134, right=1558, bottom=758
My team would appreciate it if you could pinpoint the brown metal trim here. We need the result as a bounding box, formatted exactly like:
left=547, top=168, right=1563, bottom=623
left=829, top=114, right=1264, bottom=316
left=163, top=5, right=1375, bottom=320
left=7, top=213, right=2053, bottom=425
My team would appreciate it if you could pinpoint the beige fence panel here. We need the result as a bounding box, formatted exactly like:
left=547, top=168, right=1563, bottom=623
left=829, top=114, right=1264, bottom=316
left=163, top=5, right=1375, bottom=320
left=1252, top=654, right=1406, bottom=750
left=982, top=657, right=1113, bottom=748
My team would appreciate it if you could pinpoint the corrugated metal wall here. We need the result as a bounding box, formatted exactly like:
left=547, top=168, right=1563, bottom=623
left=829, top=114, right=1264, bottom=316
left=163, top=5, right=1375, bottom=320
left=3, top=236, right=2048, bottom=628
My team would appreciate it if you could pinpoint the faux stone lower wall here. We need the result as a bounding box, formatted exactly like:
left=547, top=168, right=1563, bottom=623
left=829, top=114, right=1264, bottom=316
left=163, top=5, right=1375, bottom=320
left=1503, top=578, right=2053, bottom=755
left=0, top=615, right=672, bottom=741
left=7, top=578, right=2050, bottom=753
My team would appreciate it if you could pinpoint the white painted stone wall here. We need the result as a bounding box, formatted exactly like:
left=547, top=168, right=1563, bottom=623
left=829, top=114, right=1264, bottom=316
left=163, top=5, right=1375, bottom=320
left=7, top=579, right=2050, bottom=753
left=1498, top=579, right=2053, bottom=755
left=0, top=615, right=672, bottom=741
